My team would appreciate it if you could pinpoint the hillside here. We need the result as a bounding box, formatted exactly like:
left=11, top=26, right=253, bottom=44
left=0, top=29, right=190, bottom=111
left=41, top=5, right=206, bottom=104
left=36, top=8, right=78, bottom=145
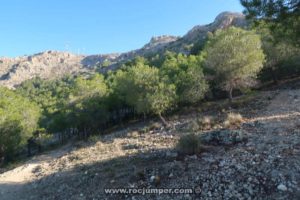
left=0, top=80, right=300, bottom=200
left=0, top=12, right=246, bottom=88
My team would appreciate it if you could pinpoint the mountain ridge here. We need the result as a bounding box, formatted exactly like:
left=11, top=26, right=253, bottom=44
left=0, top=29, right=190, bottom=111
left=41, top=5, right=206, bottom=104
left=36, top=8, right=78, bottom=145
left=0, top=12, right=247, bottom=88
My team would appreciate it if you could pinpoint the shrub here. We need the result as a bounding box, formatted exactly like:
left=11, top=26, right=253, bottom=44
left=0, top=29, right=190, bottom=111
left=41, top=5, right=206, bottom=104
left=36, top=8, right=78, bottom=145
left=198, top=116, right=214, bottom=130
left=177, top=133, right=202, bottom=155
left=188, top=120, right=200, bottom=132
left=188, top=116, right=215, bottom=132
left=224, top=113, right=244, bottom=128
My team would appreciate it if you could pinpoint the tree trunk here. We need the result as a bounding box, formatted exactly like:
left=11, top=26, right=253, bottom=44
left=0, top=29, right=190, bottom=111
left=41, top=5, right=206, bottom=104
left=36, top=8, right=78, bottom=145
left=0, top=147, right=4, bottom=166
left=228, top=87, right=233, bottom=103
left=270, top=67, right=279, bottom=85
left=84, top=127, right=88, bottom=140
left=158, top=113, right=169, bottom=127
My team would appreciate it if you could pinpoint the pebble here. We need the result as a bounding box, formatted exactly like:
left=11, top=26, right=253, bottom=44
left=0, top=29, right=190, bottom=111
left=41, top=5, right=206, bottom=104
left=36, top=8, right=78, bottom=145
left=150, top=175, right=156, bottom=182
left=208, top=191, right=212, bottom=197
left=277, top=184, right=288, bottom=191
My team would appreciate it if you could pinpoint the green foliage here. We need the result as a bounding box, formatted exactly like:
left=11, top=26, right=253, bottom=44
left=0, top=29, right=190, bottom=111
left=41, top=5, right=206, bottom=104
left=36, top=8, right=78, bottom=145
left=17, top=77, right=73, bottom=115
left=160, top=52, right=208, bottom=104
left=177, top=133, right=202, bottom=155
left=52, top=74, right=109, bottom=133
left=109, top=62, right=176, bottom=120
left=72, top=74, right=108, bottom=98
left=202, top=27, right=265, bottom=100
left=101, top=60, right=111, bottom=68
left=17, top=74, right=109, bottom=133
left=0, top=87, right=40, bottom=162
left=240, top=0, right=300, bottom=45
left=254, top=21, right=300, bottom=82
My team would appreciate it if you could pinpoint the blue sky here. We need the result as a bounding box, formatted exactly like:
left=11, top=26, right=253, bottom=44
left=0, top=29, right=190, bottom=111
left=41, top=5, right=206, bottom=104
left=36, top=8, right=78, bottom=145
left=0, top=0, right=243, bottom=57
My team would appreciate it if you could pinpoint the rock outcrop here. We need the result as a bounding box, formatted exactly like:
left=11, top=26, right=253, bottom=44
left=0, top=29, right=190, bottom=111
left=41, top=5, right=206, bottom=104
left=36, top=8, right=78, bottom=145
left=0, top=51, right=87, bottom=88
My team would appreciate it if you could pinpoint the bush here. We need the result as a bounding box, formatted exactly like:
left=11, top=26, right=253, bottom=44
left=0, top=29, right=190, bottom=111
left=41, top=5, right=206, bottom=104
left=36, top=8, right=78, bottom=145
left=177, top=133, right=202, bottom=155
left=188, top=116, right=215, bottom=132
left=224, top=113, right=244, bottom=128
left=188, top=120, right=201, bottom=132
left=198, top=116, right=214, bottom=130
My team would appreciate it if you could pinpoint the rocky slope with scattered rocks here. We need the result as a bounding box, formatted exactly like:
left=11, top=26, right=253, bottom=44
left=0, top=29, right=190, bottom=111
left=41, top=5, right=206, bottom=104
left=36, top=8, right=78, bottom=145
left=0, top=51, right=87, bottom=88
left=1, top=79, right=300, bottom=200
left=0, top=12, right=246, bottom=88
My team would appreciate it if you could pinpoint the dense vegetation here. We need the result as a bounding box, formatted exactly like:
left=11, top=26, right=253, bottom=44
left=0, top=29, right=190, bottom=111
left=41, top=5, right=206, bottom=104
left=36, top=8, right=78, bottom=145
left=0, top=87, right=40, bottom=163
left=240, top=0, right=300, bottom=44
left=1, top=5, right=299, bottom=164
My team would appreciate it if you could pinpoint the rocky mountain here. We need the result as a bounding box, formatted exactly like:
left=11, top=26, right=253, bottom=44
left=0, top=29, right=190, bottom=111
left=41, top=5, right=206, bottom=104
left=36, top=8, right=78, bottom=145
left=0, top=12, right=247, bottom=88
left=0, top=51, right=88, bottom=88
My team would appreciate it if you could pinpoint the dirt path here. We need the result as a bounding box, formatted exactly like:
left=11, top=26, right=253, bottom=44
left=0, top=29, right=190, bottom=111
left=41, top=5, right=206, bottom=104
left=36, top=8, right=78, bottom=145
left=0, top=145, right=72, bottom=200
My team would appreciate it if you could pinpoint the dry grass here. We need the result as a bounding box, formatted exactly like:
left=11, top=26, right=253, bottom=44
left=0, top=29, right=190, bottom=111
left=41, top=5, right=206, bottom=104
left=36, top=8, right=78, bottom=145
left=224, top=113, right=244, bottom=128
left=198, top=116, right=215, bottom=130
left=188, top=116, right=218, bottom=132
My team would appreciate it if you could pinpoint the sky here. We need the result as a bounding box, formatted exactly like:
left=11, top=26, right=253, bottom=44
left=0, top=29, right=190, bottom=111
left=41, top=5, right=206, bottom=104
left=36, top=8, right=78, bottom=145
left=0, top=0, right=244, bottom=57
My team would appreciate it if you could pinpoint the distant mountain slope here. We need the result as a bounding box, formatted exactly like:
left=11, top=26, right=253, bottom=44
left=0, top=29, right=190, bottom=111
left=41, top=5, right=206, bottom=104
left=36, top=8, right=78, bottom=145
left=0, top=12, right=247, bottom=88
left=0, top=51, right=87, bottom=88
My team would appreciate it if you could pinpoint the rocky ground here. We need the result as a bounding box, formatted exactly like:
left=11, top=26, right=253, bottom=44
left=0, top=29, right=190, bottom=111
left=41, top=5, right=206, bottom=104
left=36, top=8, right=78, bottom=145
left=1, top=80, right=300, bottom=200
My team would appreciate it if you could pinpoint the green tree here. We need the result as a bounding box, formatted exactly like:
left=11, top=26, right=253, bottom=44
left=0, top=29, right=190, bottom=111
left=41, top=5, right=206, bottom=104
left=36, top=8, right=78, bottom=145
left=17, top=77, right=73, bottom=115
left=60, top=74, right=109, bottom=134
left=160, top=52, right=208, bottom=104
left=109, top=62, right=176, bottom=125
left=0, top=87, right=40, bottom=162
left=240, top=0, right=300, bottom=45
left=255, top=21, right=300, bottom=83
left=17, top=74, right=109, bottom=135
left=202, top=27, right=265, bottom=101
left=101, top=60, right=111, bottom=68
left=71, top=74, right=108, bottom=100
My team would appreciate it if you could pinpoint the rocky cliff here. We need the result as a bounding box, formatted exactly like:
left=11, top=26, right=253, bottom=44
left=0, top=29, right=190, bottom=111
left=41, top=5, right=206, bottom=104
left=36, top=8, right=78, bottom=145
left=0, top=12, right=247, bottom=88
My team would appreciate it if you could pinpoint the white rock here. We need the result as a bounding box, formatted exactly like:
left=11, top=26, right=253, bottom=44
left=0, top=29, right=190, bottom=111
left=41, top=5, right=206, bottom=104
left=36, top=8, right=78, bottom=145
left=150, top=175, right=156, bottom=182
left=208, top=191, right=212, bottom=197
left=277, top=184, right=287, bottom=191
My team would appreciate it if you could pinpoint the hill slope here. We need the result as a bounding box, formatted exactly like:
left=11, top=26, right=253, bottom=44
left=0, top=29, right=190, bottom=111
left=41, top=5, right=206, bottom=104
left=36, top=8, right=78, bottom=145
left=1, top=80, right=300, bottom=199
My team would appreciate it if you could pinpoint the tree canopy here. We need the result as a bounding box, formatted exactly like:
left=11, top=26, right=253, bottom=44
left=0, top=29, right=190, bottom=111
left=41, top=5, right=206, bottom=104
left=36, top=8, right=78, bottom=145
left=160, top=52, right=208, bottom=104
left=240, top=0, right=300, bottom=45
left=0, top=87, right=40, bottom=162
left=109, top=62, right=176, bottom=125
left=202, top=27, right=265, bottom=101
